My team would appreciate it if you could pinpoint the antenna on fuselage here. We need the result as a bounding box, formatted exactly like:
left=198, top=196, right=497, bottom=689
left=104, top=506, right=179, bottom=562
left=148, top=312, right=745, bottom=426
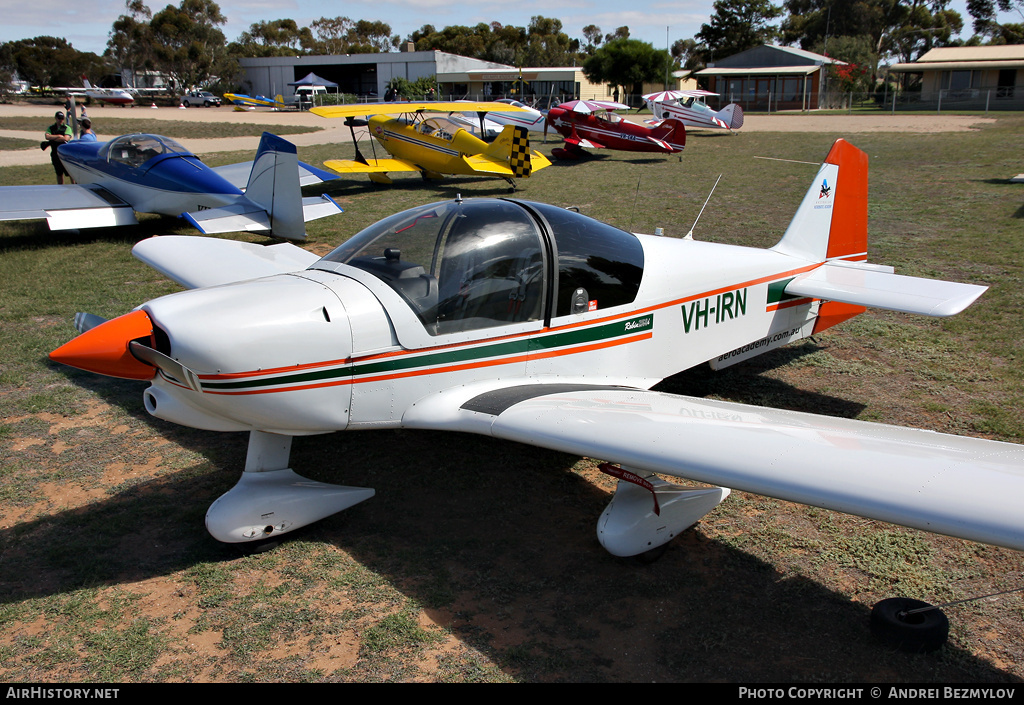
left=685, top=174, right=722, bottom=240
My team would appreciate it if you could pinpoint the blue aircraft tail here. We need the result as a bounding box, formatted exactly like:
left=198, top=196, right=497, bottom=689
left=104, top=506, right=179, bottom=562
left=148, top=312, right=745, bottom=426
left=184, top=132, right=342, bottom=241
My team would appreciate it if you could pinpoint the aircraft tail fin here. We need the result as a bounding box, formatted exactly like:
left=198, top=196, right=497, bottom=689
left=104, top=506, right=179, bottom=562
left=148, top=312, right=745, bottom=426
left=650, top=118, right=686, bottom=151
left=718, top=103, right=744, bottom=130
left=275, top=94, right=286, bottom=108
left=187, top=132, right=341, bottom=241
left=80, top=74, right=92, bottom=89
left=771, top=138, right=868, bottom=265
left=484, top=125, right=537, bottom=178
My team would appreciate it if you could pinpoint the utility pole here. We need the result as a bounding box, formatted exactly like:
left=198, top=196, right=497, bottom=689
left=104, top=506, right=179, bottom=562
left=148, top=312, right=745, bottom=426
left=665, top=26, right=670, bottom=90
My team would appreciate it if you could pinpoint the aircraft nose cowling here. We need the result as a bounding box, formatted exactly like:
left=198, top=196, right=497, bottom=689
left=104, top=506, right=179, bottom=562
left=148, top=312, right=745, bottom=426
left=49, top=310, right=157, bottom=380
left=137, top=273, right=355, bottom=434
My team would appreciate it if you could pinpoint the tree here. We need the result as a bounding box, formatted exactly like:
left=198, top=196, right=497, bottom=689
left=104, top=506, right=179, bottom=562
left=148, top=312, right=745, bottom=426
left=671, top=38, right=701, bottom=70
left=695, top=0, right=783, bottom=62
left=814, top=35, right=876, bottom=92
left=1, top=36, right=106, bottom=87
left=582, top=38, right=671, bottom=104
left=885, top=1, right=964, bottom=64
left=604, top=26, right=630, bottom=43
left=230, top=19, right=312, bottom=57
left=407, top=16, right=574, bottom=66
left=967, top=0, right=1024, bottom=42
left=582, top=25, right=603, bottom=53
left=781, top=1, right=965, bottom=64
left=523, top=16, right=578, bottom=66
left=386, top=75, right=438, bottom=99
left=310, top=17, right=356, bottom=54
left=105, top=0, right=153, bottom=87
left=150, top=0, right=233, bottom=92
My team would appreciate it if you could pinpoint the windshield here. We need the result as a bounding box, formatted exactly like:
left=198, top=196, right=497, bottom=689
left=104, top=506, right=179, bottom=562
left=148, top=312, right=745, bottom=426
left=106, top=134, right=190, bottom=167
left=321, top=199, right=546, bottom=335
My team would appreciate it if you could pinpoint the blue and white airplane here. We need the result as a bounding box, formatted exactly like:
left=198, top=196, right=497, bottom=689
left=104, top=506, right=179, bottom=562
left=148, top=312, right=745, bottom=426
left=0, top=132, right=342, bottom=241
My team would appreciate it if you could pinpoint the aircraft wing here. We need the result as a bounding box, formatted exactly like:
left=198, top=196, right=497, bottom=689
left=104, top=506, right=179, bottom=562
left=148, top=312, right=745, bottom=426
left=403, top=384, right=1024, bottom=552
left=323, top=158, right=421, bottom=174
left=0, top=184, right=138, bottom=230
left=564, top=135, right=606, bottom=150
left=212, top=161, right=339, bottom=189
left=133, top=235, right=319, bottom=289
left=312, top=101, right=537, bottom=119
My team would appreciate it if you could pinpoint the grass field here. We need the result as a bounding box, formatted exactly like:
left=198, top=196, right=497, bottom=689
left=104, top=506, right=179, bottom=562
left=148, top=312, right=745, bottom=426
left=1, top=114, right=1023, bottom=682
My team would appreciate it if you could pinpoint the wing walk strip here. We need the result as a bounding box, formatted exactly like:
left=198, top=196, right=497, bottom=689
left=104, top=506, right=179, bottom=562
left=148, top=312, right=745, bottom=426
left=174, top=262, right=827, bottom=395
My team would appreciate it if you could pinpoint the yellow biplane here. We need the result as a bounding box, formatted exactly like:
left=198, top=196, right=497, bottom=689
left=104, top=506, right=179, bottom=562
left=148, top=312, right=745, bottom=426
left=310, top=102, right=551, bottom=189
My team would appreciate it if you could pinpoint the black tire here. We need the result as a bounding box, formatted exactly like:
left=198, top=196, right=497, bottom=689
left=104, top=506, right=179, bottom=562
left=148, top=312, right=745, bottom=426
left=870, top=597, right=949, bottom=653
left=632, top=541, right=670, bottom=565
left=182, top=100, right=190, bottom=108
left=204, top=100, right=211, bottom=107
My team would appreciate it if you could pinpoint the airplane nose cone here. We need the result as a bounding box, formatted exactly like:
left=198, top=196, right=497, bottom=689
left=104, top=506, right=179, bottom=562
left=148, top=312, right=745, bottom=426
left=49, top=309, right=157, bottom=380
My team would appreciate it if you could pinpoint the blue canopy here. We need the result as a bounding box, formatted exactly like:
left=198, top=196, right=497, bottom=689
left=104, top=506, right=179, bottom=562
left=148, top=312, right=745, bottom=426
left=288, top=72, right=338, bottom=88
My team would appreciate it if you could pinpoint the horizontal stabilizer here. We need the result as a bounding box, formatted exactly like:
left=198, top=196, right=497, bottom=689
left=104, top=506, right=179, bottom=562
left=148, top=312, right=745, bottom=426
left=323, top=158, right=420, bottom=174
left=183, top=204, right=271, bottom=235
left=183, top=194, right=342, bottom=240
left=133, top=235, right=320, bottom=289
left=786, top=262, right=987, bottom=317
left=462, top=154, right=517, bottom=176
left=301, top=195, right=344, bottom=222
left=213, top=161, right=340, bottom=189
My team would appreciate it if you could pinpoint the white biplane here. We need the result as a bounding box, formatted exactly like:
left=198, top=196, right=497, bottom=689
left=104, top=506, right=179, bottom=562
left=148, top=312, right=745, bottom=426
left=644, top=90, right=744, bottom=132
left=50, top=139, right=1022, bottom=645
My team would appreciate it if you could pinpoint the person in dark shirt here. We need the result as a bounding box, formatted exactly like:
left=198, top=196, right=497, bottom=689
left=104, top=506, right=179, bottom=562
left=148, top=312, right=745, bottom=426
left=42, top=111, right=74, bottom=184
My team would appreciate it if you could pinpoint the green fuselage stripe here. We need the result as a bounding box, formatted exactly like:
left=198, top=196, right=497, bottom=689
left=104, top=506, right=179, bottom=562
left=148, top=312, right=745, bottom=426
left=200, top=314, right=653, bottom=392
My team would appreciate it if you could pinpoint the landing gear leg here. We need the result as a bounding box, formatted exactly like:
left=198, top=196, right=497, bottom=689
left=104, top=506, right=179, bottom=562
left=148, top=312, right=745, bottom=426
left=596, top=464, right=729, bottom=559
left=205, top=430, right=375, bottom=543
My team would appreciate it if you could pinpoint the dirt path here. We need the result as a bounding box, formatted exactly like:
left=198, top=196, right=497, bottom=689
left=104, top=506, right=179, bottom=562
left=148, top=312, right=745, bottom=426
left=0, top=102, right=998, bottom=168
left=0, top=103, right=345, bottom=167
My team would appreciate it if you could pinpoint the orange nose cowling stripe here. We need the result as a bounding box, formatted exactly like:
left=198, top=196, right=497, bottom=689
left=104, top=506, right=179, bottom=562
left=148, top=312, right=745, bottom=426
left=49, top=310, right=157, bottom=380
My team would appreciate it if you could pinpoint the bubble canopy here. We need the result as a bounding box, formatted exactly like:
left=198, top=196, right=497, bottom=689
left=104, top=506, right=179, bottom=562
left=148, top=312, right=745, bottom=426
left=103, top=134, right=191, bottom=168
left=318, top=198, right=645, bottom=336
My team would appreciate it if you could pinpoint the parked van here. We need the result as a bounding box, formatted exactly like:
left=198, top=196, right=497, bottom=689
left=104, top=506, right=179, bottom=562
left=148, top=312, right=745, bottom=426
left=294, top=86, right=327, bottom=109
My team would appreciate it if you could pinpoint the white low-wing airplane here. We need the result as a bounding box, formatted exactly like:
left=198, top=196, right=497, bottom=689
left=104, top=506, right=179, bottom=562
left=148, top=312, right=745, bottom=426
left=50, top=140, right=1023, bottom=567
left=78, top=75, right=134, bottom=106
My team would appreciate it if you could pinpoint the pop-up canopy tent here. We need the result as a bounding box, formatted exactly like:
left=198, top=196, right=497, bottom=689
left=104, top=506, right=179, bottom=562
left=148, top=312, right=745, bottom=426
left=288, top=73, right=339, bottom=107
left=289, top=72, right=338, bottom=89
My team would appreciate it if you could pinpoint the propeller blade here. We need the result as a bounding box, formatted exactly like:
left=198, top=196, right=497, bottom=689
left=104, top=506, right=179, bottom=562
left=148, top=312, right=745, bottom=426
left=74, top=312, right=107, bottom=334
left=129, top=341, right=203, bottom=393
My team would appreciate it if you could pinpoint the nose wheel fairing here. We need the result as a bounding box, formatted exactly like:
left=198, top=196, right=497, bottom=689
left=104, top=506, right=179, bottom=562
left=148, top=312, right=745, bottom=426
left=206, top=431, right=374, bottom=543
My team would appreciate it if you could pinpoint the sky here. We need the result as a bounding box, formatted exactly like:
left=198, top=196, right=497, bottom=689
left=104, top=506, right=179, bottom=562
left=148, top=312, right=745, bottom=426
left=0, top=0, right=1002, bottom=60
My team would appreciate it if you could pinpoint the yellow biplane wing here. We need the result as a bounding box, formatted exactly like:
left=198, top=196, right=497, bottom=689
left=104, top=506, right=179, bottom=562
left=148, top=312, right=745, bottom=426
left=323, top=158, right=421, bottom=174
left=311, top=102, right=536, bottom=119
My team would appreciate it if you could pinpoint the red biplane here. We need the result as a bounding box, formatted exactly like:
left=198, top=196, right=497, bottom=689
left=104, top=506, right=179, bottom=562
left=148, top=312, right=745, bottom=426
left=545, top=100, right=686, bottom=159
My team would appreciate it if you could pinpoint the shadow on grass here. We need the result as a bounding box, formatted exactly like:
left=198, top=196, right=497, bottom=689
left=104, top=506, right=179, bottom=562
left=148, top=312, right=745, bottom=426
left=3, top=354, right=1017, bottom=681
left=0, top=420, right=1016, bottom=681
